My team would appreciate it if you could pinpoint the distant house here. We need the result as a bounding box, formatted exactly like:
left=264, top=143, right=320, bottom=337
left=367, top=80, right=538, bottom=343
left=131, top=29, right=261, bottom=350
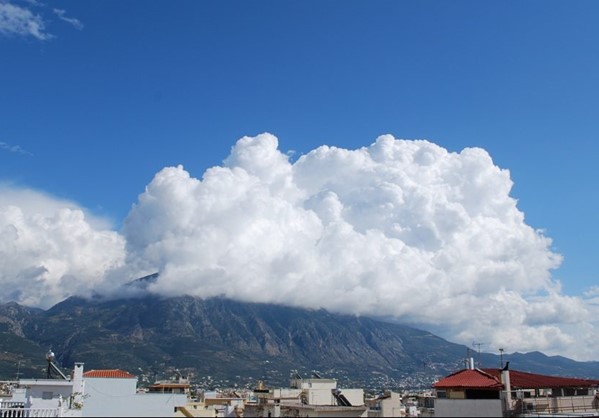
left=432, top=361, right=599, bottom=417
left=366, top=391, right=406, bottom=417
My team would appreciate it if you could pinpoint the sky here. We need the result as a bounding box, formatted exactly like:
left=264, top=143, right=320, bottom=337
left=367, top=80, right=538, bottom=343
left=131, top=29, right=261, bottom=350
left=1, top=0, right=598, bottom=361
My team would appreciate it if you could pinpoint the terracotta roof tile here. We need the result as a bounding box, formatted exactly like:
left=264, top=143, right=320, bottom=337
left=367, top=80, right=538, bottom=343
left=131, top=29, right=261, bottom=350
left=433, top=369, right=503, bottom=389
left=434, top=368, right=599, bottom=391
left=83, top=369, right=136, bottom=379
left=482, top=368, right=599, bottom=389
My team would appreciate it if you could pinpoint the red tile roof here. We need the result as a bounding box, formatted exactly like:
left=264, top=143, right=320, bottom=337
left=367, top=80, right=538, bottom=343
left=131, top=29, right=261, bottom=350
left=482, top=368, right=599, bottom=390
left=434, top=368, right=599, bottom=391
left=433, top=369, right=503, bottom=389
left=83, top=369, right=136, bottom=379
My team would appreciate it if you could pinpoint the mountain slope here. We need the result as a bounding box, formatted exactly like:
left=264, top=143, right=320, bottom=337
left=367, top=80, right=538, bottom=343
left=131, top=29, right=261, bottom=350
left=1, top=295, right=598, bottom=389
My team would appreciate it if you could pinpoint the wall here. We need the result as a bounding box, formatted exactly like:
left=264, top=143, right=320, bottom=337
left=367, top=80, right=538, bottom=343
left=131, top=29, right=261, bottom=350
left=307, top=388, right=334, bottom=405
left=340, top=389, right=364, bottom=406
left=12, top=379, right=75, bottom=410
left=82, top=377, right=187, bottom=417
left=434, top=398, right=503, bottom=417
left=380, top=392, right=403, bottom=417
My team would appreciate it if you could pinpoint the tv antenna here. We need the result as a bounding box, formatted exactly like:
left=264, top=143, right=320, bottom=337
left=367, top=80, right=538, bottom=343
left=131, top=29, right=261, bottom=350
left=472, top=342, right=486, bottom=367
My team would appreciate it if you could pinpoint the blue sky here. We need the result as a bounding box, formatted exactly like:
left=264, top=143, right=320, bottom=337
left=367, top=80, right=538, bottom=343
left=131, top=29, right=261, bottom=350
left=1, top=1, right=598, bottom=359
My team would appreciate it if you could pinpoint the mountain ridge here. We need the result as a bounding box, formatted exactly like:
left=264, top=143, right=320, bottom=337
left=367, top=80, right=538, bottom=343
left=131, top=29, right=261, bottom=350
left=1, top=294, right=598, bottom=389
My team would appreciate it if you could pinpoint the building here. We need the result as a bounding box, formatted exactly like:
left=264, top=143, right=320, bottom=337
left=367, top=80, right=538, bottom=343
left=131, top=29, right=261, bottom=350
left=243, top=374, right=368, bottom=417
left=366, top=391, right=406, bottom=417
left=0, top=357, right=188, bottom=417
left=174, top=390, right=246, bottom=418
left=432, top=361, right=599, bottom=417
left=82, top=368, right=188, bottom=417
left=1, top=361, right=85, bottom=417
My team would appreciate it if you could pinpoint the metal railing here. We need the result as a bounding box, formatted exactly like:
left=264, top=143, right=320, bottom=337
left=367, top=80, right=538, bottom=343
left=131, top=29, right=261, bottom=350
left=0, top=408, right=60, bottom=417
left=509, top=395, right=599, bottom=417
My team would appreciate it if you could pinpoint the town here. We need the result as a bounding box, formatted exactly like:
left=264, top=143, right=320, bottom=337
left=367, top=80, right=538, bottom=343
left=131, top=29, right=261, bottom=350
left=1, top=350, right=599, bottom=417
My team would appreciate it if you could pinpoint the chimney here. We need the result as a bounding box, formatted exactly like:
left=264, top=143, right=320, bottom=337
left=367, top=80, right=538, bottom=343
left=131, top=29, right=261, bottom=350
left=465, top=356, right=475, bottom=369
left=501, top=361, right=512, bottom=412
left=72, top=363, right=85, bottom=404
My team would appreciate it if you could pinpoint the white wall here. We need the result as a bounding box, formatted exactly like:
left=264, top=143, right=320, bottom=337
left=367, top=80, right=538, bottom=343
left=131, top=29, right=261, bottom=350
left=12, top=379, right=75, bottom=410
left=339, top=389, right=364, bottom=406
left=307, top=388, right=334, bottom=405
left=434, top=398, right=503, bottom=417
left=301, top=379, right=337, bottom=390
left=82, top=377, right=187, bottom=417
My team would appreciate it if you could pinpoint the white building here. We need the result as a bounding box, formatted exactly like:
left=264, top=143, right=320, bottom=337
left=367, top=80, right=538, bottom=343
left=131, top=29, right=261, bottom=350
left=82, top=368, right=188, bottom=417
left=244, top=375, right=367, bottom=417
left=0, top=361, right=188, bottom=417
left=366, top=391, right=405, bottom=417
left=432, top=362, right=599, bottom=417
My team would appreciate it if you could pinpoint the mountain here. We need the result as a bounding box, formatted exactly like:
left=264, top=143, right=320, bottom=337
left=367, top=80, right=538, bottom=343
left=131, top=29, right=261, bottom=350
left=1, top=295, right=599, bottom=390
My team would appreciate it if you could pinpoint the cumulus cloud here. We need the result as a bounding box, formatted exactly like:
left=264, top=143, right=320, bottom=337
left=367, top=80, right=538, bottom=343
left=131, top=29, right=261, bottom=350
left=0, top=186, right=125, bottom=307
left=0, top=0, right=51, bottom=40
left=1, top=133, right=597, bottom=360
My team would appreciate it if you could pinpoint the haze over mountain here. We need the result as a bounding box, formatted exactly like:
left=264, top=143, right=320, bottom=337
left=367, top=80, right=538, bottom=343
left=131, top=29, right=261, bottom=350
left=2, top=134, right=597, bottom=362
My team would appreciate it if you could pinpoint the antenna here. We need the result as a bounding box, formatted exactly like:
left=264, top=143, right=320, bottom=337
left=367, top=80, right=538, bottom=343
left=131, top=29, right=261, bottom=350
left=15, top=360, right=22, bottom=380
left=499, top=347, right=505, bottom=368
left=472, top=342, right=486, bottom=368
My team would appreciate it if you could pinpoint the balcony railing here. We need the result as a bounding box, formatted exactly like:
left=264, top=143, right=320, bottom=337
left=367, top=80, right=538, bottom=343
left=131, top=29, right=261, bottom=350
left=0, top=407, right=60, bottom=417
left=509, top=395, right=599, bottom=417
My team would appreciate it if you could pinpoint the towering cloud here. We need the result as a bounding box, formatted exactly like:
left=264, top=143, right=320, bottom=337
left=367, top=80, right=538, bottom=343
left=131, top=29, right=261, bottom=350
left=1, top=134, right=597, bottom=360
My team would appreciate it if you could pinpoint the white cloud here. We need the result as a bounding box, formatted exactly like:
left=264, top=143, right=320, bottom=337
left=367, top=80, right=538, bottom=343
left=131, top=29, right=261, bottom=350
left=53, top=8, right=83, bottom=30
left=1, top=133, right=598, bottom=361
left=0, top=186, right=125, bottom=307
left=0, top=141, right=33, bottom=156
left=116, top=133, right=597, bottom=360
left=0, top=1, right=52, bottom=40
left=0, top=1, right=84, bottom=40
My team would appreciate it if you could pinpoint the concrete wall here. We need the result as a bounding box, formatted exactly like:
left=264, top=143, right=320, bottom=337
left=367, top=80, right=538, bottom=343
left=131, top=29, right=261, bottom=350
left=272, top=388, right=302, bottom=399
left=303, top=387, right=364, bottom=407
left=340, top=389, right=364, bottom=406
left=302, top=380, right=337, bottom=390
left=307, top=388, right=334, bottom=405
left=380, top=392, right=403, bottom=417
left=83, top=377, right=187, bottom=417
left=434, top=398, right=503, bottom=417
left=12, top=380, right=75, bottom=410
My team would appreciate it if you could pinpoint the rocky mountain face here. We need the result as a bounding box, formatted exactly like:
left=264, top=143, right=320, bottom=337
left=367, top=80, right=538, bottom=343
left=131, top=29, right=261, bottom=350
left=1, top=295, right=599, bottom=389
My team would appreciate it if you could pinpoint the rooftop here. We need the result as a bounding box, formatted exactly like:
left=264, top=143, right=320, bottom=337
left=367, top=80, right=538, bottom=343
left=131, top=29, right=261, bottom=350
left=433, top=368, right=599, bottom=391
left=83, top=369, right=136, bottom=379
left=433, top=369, right=503, bottom=390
